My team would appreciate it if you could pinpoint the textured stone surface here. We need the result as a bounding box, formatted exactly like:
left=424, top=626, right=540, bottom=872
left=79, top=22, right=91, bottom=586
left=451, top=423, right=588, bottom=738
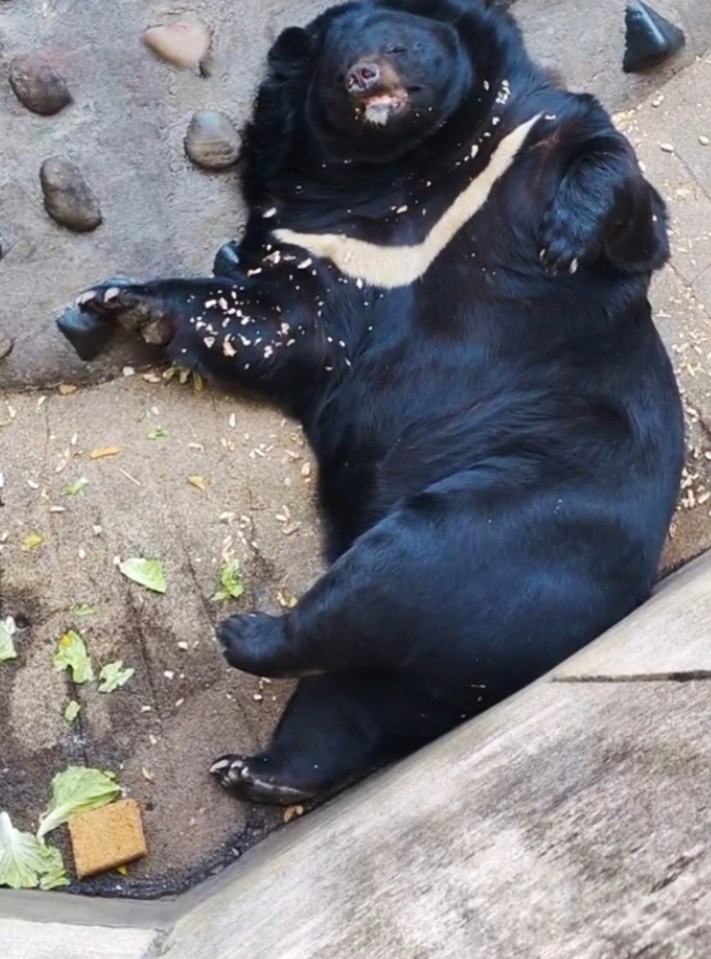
left=164, top=676, right=711, bottom=958
left=0, top=0, right=710, bottom=389
left=0, top=920, right=157, bottom=959
left=0, top=326, right=13, bottom=360
left=554, top=549, right=711, bottom=679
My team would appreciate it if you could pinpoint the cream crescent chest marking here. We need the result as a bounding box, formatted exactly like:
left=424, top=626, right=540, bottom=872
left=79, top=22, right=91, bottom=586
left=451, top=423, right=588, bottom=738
left=274, top=114, right=541, bottom=290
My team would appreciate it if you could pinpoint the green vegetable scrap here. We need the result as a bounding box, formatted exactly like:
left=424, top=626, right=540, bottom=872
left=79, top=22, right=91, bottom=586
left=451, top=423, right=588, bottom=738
left=37, top=766, right=121, bottom=839
left=64, top=700, right=81, bottom=723
left=38, top=844, right=69, bottom=890
left=146, top=426, right=169, bottom=440
left=0, top=813, right=68, bottom=890
left=212, top=559, right=245, bottom=602
left=72, top=603, right=97, bottom=618
left=64, top=477, right=89, bottom=496
left=98, top=660, right=135, bottom=693
left=119, top=557, right=167, bottom=594
left=0, top=617, right=18, bottom=663
left=53, top=630, right=94, bottom=684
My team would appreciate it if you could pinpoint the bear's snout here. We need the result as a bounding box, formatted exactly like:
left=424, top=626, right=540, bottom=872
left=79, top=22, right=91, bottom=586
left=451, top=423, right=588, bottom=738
left=347, top=61, right=382, bottom=94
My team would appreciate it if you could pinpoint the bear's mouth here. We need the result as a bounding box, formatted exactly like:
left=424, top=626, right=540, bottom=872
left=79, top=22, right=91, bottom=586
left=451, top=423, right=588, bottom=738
left=357, top=90, right=410, bottom=127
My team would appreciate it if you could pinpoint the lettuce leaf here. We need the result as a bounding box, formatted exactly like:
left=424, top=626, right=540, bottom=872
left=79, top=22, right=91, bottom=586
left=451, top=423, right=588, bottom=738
left=37, top=766, right=121, bottom=839
left=98, top=660, right=135, bottom=693
left=38, top=844, right=70, bottom=890
left=0, top=617, right=18, bottom=663
left=0, top=812, right=68, bottom=890
left=53, top=630, right=94, bottom=684
left=119, top=557, right=167, bottom=594
left=212, top=559, right=244, bottom=602
left=64, top=700, right=81, bottom=723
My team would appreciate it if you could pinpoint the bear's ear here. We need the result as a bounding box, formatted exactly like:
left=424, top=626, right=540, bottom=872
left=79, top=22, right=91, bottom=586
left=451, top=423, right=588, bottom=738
left=267, top=27, right=314, bottom=80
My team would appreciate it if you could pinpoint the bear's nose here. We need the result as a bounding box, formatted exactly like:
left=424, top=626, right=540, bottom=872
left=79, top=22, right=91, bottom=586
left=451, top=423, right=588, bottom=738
left=346, top=61, right=381, bottom=94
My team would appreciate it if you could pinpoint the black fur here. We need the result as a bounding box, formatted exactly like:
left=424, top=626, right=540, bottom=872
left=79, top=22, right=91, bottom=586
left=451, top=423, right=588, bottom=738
left=59, top=0, right=684, bottom=804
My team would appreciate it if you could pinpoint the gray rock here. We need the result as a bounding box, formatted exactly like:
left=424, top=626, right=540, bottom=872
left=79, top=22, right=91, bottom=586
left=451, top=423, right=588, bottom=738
left=0, top=328, right=13, bottom=361
left=9, top=52, right=72, bottom=116
left=185, top=110, right=241, bottom=170
left=40, top=156, right=102, bottom=232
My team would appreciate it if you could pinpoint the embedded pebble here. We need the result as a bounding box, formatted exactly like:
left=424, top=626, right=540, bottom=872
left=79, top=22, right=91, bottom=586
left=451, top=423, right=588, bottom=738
left=40, top=156, right=102, bottom=232
left=143, top=19, right=211, bottom=69
left=185, top=111, right=241, bottom=170
left=9, top=52, right=72, bottom=116
left=0, top=327, right=14, bottom=361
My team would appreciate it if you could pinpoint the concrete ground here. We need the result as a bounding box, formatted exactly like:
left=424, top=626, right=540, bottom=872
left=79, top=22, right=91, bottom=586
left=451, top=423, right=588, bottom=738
left=2, top=0, right=711, bottom=898
left=3, top=550, right=711, bottom=958
left=0, top=378, right=323, bottom=895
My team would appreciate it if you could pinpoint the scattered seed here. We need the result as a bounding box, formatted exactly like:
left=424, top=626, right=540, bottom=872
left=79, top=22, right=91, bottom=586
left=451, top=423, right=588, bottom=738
left=118, top=468, right=142, bottom=487
left=277, top=588, right=298, bottom=609
left=283, top=805, right=304, bottom=824
left=89, top=446, right=121, bottom=460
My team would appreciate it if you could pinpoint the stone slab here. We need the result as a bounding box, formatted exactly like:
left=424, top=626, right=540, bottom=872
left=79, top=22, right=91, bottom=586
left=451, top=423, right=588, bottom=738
left=164, top=677, right=711, bottom=959
left=554, top=548, right=711, bottom=679
left=0, top=919, right=158, bottom=959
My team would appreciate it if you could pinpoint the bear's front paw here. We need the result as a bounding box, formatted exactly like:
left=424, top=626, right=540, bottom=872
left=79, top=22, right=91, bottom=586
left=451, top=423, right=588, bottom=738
left=219, top=612, right=297, bottom=678
left=56, top=278, right=173, bottom=360
left=538, top=205, right=598, bottom=276
left=73, top=278, right=140, bottom=314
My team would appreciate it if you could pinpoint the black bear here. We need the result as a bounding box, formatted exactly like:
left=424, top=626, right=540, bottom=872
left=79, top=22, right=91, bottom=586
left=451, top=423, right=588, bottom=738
left=58, top=0, right=684, bottom=805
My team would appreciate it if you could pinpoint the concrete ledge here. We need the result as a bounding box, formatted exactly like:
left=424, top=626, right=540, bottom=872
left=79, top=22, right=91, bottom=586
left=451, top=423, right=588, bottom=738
left=0, top=920, right=159, bottom=959
left=554, top=549, right=711, bottom=680
left=4, top=549, right=711, bottom=958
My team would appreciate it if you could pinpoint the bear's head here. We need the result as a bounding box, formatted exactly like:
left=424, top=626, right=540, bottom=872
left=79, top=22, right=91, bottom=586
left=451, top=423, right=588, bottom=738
left=266, top=1, right=481, bottom=163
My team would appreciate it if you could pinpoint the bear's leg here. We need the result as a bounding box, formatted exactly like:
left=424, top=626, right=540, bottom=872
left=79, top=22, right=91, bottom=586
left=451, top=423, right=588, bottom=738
left=218, top=503, right=465, bottom=680
left=57, top=276, right=329, bottom=401
left=539, top=128, right=669, bottom=276
left=210, top=671, right=459, bottom=803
